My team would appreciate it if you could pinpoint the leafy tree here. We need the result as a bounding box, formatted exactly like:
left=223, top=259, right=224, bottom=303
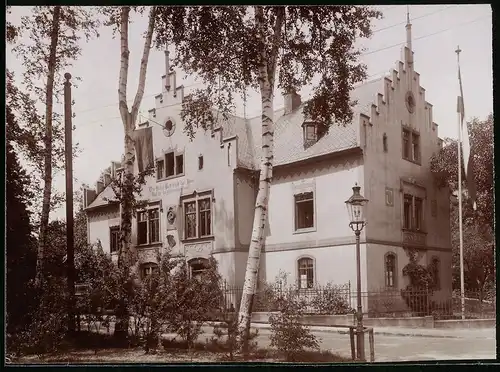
left=6, top=105, right=37, bottom=336
left=430, top=114, right=494, bottom=300
left=450, top=202, right=495, bottom=299
left=10, top=6, right=100, bottom=285
left=154, top=5, right=382, bottom=348
left=430, top=114, right=493, bottom=230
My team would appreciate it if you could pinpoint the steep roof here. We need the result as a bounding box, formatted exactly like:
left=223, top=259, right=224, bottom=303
left=86, top=184, right=118, bottom=211
left=241, top=76, right=386, bottom=169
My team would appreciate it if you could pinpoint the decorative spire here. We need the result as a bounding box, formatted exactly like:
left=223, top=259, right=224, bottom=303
left=405, top=5, right=413, bottom=67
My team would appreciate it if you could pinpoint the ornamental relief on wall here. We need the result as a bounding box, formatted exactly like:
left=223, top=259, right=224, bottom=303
left=184, top=241, right=214, bottom=260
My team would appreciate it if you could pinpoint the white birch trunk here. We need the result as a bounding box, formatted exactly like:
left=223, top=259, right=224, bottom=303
left=114, top=6, right=156, bottom=340
left=237, top=5, right=283, bottom=352
left=36, top=5, right=61, bottom=286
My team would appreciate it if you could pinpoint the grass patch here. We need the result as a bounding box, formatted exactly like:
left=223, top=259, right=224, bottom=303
left=11, top=332, right=354, bottom=364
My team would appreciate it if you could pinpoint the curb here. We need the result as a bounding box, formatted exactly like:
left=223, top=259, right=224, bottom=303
left=248, top=323, right=461, bottom=339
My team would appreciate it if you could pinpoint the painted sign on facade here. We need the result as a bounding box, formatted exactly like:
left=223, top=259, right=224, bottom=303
left=148, top=179, right=194, bottom=198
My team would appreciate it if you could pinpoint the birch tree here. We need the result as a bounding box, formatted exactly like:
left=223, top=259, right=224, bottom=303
left=101, top=5, right=158, bottom=341
left=155, top=5, right=381, bottom=351
left=10, top=6, right=99, bottom=285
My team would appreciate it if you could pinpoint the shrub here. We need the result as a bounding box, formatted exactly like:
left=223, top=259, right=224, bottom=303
left=209, top=312, right=259, bottom=361
left=169, top=256, right=224, bottom=350
left=310, top=282, right=353, bottom=315
left=269, top=290, right=320, bottom=362
left=8, top=276, right=69, bottom=356
left=401, top=250, right=436, bottom=315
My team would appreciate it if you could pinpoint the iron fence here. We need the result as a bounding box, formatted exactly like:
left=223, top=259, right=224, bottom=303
left=220, top=282, right=496, bottom=320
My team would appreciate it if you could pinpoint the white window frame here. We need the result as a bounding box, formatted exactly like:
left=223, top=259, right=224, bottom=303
left=293, top=190, right=316, bottom=233
left=181, top=190, right=214, bottom=241
left=297, top=256, right=315, bottom=289
left=136, top=203, right=161, bottom=246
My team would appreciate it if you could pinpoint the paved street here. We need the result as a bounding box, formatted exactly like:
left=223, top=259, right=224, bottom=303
left=197, top=325, right=496, bottom=362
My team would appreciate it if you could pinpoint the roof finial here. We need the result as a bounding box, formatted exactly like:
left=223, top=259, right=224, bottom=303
left=405, top=5, right=413, bottom=67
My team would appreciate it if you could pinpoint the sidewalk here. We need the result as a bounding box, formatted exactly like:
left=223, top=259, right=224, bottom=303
left=244, top=322, right=496, bottom=339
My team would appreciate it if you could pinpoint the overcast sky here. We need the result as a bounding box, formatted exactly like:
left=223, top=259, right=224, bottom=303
left=6, top=5, right=492, bottom=221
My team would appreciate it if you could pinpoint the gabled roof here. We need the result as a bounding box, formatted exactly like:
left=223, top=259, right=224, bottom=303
left=240, top=76, right=387, bottom=169
left=86, top=184, right=118, bottom=211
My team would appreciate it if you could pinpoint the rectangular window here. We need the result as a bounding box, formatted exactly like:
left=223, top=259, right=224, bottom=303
left=183, top=196, right=213, bottom=240
left=295, top=192, right=314, bottom=230
left=175, top=154, right=184, bottom=175
left=412, top=133, right=420, bottom=162
left=165, top=152, right=175, bottom=177
left=148, top=209, right=160, bottom=243
left=414, top=197, right=423, bottom=231
left=184, top=201, right=197, bottom=239
left=402, top=127, right=421, bottom=163
left=137, top=207, right=160, bottom=245
left=305, top=125, right=316, bottom=141
left=402, top=129, right=410, bottom=160
left=198, top=199, right=211, bottom=237
left=110, top=226, right=120, bottom=253
left=157, top=159, right=164, bottom=180
left=298, top=258, right=314, bottom=289
left=403, top=194, right=424, bottom=231
left=403, top=194, right=412, bottom=229
left=385, top=254, right=396, bottom=288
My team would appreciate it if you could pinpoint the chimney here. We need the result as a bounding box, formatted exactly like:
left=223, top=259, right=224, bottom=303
left=96, top=180, right=104, bottom=195
left=283, top=88, right=301, bottom=115
left=104, top=173, right=112, bottom=186
left=83, top=188, right=97, bottom=208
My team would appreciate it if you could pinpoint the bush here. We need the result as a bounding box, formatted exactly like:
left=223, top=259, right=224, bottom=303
left=8, top=276, right=69, bottom=356
left=269, top=291, right=320, bottom=362
left=310, top=282, right=353, bottom=315
left=401, top=250, right=436, bottom=315
left=209, top=312, right=260, bottom=361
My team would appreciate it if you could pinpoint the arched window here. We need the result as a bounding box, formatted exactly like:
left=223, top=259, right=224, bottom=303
left=141, top=262, right=159, bottom=279
left=385, top=253, right=397, bottom=288
left=431, top=257, right=440, bottom=289
left=297, top=257, right=314, bottom=289
left=188, top=257, right=210, bottom=279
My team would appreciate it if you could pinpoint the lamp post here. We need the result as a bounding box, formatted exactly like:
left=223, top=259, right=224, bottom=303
left=345, top=183, right=369, bottom=362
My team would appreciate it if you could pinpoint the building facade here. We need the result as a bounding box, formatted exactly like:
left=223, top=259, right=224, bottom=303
left=84, top=25, right=452, bottom=309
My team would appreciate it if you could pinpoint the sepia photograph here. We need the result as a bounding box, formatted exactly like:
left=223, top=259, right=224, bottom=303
left=5, top=4, right=494, bottom=365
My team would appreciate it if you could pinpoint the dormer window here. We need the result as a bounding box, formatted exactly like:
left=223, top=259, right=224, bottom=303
left=302, top=121, right=326, bottom=149
left=305, top=125, right=316, bottom=141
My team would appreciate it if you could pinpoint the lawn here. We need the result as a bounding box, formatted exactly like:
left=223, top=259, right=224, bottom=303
left=10, top=331, right=353, bottom=364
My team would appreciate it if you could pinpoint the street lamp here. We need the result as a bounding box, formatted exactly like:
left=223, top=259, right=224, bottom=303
left=345, top=183, right=369, bottom=361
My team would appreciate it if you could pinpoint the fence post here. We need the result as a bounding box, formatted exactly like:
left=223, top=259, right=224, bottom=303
left=349, top=327, right=356, bottom=360
left=369, top=328, right=375, bottom=362
left=426, top=284, right=430, bottom=316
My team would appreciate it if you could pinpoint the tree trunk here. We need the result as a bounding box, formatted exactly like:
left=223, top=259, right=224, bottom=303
left=237, top=6, right=283, bottom=355
left=36, top=5, right=61, bottom=286
left=114, top=5, right=157, bottom=343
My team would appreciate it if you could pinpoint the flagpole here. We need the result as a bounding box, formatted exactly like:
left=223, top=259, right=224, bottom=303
left=455, top=46, right=466, bottom=320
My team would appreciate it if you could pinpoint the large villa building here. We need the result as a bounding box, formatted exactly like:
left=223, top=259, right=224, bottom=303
left=83, top=22, right=452, bottom=308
